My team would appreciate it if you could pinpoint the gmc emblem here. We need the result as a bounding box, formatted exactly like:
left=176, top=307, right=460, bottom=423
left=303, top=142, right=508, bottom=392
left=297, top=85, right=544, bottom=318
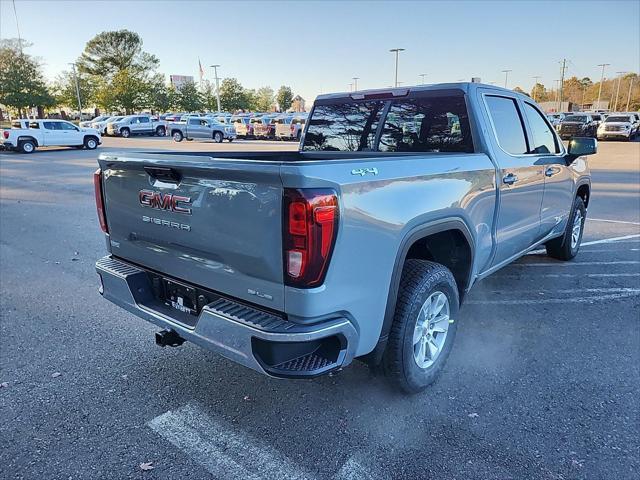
left=139, top=190, right=192, bottom=215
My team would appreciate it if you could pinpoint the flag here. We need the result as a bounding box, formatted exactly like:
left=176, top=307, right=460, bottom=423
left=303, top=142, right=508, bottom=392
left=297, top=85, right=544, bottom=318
left=198, top=58, right=204, bottom=83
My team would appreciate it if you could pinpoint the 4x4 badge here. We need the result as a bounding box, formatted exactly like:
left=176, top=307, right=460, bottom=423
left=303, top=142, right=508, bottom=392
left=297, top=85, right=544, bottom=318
left=351, top=167, right=378, bottom=176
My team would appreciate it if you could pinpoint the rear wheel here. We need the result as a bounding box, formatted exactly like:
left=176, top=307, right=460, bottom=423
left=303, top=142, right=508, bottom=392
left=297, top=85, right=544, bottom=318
left=213, top=131, right=224, bottom=143
left=155, top=126, right=166, bottom=137
left=545, top=196, right=586, bottom=260
left=120, top=128, right=130, bottom=138
left=172, top=131, right=183, bottom=142
left=18, top=139, right=36, bottom=154
left=383, top=260, right=459, bottom=393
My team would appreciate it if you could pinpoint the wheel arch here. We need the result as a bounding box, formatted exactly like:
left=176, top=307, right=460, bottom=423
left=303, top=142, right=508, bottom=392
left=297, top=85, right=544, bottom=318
left=361, top=219, right=475, bottom=365
left=576, top=181, right=590, bottom=208
left=17, top=135, right=38, bottom=146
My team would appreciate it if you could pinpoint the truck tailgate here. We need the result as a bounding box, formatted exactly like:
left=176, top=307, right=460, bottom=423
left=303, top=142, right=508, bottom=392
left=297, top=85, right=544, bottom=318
left=99, top=153, right=284, bottom=310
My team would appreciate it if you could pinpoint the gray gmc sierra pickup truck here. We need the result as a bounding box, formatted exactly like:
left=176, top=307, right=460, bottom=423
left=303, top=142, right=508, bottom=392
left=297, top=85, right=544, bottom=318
left=95, top=82, right=595, bottom=392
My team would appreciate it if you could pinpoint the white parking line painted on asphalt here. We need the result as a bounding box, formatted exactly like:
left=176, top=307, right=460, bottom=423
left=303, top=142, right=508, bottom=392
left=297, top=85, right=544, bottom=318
left=528, top=234, right=640, bottom=255
left=582, top=234, right=640, bottom=246
left=517, top=260, right=640, bottom=267
left=589, top=218, right=640, bottom=226
left=467, top=288, right=640, bottom=305
left=335, top=456, right=376, bottom=480
left=148, top=403, right=312, bottom=480
left=493, top=273, right=640, bottom=279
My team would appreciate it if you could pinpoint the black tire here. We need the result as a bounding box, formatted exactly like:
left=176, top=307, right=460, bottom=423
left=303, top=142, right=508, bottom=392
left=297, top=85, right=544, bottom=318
left=228, top=138, right=234, bottom=142
left=172, top=131, right=183, bottom=142
left=545, top=196, right=586, bottom=261
left=18, top=139, right=36, bottom=154
left=156, top=126, right=166, bottom=137
left=383, top=259, right=459, bottom=393
left=120, top=128, right=130, bottom=138
left=213, top=131, right=224, bottom=143
left=84, top=136, right=98, bottom=150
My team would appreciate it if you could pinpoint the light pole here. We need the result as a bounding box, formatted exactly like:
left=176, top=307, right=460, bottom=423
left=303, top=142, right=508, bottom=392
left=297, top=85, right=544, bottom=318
left=209, top=64, right=222, bottom=113
left=352, top=77, right=359, bottom=91
left=349, top=83, right=353, bottom=92
left=532, top=75, right=541, bottom=101
left=501, top=69, right=512, bottom=89
left=554, top=80, right=560, bottom=111
left=419, top=73, right=427, bottom=85
left=68, top=63, right=82, bottom=121
left=613, top=72, right=625, bottom=111
left=596, top=63, right=610, bottom=110
left=389, top=48, right=405, bottom=87
left=626, top=76, right=635, bottom=111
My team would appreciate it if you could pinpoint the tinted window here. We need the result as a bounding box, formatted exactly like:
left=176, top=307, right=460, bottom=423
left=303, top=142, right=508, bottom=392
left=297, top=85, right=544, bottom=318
left=606, top=116, right=632, bottom=122
left=139, top=117, right=150, bottom=123
left=189, top=118, right=199, bottom=125
left=564, top=115, right=588, bottom=122
left=29, top=122, right=40, bottom=129
left=485, top=96, right=528, bottom=155
left=523, top=103, right=559, bottom=154
left=379, top=95, right=473, bottom=153
left=303, top=101, right=384, bottom=151
left=59, top=122, right=78, bottom=131
left=43, top=121, right=57, bottom=130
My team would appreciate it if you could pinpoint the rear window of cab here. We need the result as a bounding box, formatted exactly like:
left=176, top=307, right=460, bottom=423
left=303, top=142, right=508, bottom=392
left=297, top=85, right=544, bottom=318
left=302, top=93, right=474, bottom=153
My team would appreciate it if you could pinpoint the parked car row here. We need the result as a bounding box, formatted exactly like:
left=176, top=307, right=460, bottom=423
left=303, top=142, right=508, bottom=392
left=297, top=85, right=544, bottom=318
left=552, top=111, right=640, bottom=141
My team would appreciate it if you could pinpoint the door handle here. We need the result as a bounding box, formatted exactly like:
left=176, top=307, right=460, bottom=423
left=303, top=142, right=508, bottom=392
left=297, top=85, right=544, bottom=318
left=545, top=167, right=557, bottom=177
left=502, top=173, right=518, bottom=185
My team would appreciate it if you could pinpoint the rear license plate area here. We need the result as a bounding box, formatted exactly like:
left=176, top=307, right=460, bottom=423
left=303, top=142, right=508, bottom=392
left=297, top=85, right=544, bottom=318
left=145, top=273, right=220, bottom=328
left=162, top=279, right=198, bottom=316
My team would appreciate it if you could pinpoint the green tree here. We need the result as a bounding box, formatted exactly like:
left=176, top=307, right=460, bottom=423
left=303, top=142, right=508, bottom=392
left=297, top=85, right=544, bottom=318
left=176, top=81, right=204, bottom=112
left=201, top=80, right=219, bottom=112
left=110, top=68, right=149, bottom=114
left=54, top=70, right=95, bottom=111
left=147, top=75, right=176, bottom=113
left=254, top=86, right=274, bottom=111
left=276, top=85, right=294, bottom=112
left=77, top=29, right=159, bottom=77
left=530, top=82, right=548, bottom=102
left=0, top=39, right=55, bottom=117
left=219, top=78, right=250, bottom=112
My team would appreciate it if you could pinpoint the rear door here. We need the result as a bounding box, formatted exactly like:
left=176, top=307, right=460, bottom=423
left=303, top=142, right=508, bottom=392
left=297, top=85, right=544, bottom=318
left=99, top=154, right=285, bottom=310
left=480, top=92, right=546, bottom=266
left=42, top=121, right=64, bottom=145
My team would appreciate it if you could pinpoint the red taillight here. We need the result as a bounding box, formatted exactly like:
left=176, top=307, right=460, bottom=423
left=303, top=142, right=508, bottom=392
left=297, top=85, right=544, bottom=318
left=283, top=189, right=338, bottom=288
left=93, top=168, right=108, bottom=233
left=290, top=124, right=295, bottom=133
left=2, top=131, right=8, bottom=139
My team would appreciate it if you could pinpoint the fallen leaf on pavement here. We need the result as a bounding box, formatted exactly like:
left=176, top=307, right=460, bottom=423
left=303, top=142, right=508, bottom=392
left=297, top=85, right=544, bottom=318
left=468, top=412, right=479, bottom=418
left=51, top=372, right=61, bottom=378
left=139, top=462, right=154, bottom=471
left=0, top=382, right=8, bottom=388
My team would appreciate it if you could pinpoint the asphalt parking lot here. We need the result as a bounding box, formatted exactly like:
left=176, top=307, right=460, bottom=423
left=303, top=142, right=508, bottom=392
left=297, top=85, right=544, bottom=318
left=1, top=137, right=639, bottom=480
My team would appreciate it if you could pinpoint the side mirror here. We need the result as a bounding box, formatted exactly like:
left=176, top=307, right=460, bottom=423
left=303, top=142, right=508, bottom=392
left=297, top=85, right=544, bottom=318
left=566, top=137, right=597, bottom=164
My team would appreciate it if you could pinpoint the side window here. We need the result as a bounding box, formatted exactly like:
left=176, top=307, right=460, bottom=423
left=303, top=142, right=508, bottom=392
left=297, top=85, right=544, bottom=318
left=189, top=118, right=199, bottom=125
left=42, top=121, right=57, bottom=130
left=485, top=96, right=528, bottom=155
left=60, top=122, right=78, bottom=131
left=523, top=103, right=559, bottom=154
left=378, top=95, right=474, bottom=153
left=29, top=122, right=40, bottom=129
left=200, top=119, right=209, bottom=126
left=139, top=117, right=150, bottom=123
left=302, top=101, right=384, bottom=151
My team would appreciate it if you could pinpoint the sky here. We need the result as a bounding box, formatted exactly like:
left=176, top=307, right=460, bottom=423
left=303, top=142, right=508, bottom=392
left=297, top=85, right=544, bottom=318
left=1, top=0, right=639, bottom=104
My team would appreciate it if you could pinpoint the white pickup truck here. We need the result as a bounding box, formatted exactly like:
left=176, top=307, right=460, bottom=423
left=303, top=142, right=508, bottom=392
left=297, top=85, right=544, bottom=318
left=105, top=114, right=167, bottom=138
left=0, top=119, right=102, bottom=153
